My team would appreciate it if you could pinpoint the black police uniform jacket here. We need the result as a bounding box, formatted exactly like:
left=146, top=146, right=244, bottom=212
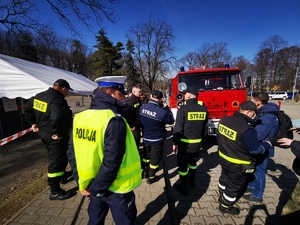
left=124, top=94, right=142, bottom=129
left=24, top=88, right=72, bottom=137
left=173, top=98, right=208, bottom=153
left=218, top=112, right=256, bottom=173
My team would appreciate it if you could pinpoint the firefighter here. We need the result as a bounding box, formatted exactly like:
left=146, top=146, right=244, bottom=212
left=140, top=90, right=174, bottom=184
left=124, top=84, right=143, bottom=149
left=217, top=101, right=273, bottom=215
left=73, top=76, right=142, bottom=225
left=24, top=79, right=73, bottom=200
left=172, top=86, right=208, bottom=195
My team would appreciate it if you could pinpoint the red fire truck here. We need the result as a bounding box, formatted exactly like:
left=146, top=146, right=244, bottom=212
left=168, top=65, right=249, bottom=136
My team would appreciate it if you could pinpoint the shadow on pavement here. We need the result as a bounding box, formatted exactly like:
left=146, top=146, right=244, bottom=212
left=172, top=150, right=219, bottom=225
left=243, top=159, right=299, bottom=225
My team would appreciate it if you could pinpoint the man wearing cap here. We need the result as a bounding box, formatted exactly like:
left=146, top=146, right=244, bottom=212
left=24, top=79, right=73, bottom=200
left=243, top=92, right=279, bottom=202
left=172, top=86, right=208, bottom=195
left=217, top=101, right=273, bottom=215
left=139, top=90, right=174, bottom=184
left=73, top=76, right=142, bottom=225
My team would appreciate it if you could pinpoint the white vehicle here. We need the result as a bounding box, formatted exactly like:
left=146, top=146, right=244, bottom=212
left=268, top=91, right=288, bottom=100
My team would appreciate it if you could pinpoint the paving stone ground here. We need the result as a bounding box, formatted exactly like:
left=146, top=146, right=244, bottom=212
left=3, top=100, right=300, bottom=225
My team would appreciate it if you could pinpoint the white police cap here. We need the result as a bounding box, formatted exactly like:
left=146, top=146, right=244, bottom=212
left=94, top=76, right=127, bottom=94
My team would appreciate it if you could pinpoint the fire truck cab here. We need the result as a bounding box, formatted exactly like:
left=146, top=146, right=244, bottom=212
left=168, top=65, right=248, bottom=136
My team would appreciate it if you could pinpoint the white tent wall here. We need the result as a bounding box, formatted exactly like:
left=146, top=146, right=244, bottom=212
left=0, top=54, right=98, bottom=141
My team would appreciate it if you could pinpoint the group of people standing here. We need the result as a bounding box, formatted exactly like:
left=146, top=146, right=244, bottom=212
left=23, top=77, right=299, bottom=224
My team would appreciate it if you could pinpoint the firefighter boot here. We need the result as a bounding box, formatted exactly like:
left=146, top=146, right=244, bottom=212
left=218, top=194, right=240, bottom=215
left=174, top=175, right=188, bottom=196
left=189, top=169, right=196, bottom=188
left=218, top=187, right=225, bottom=202
left=142, top=164, right=149, bottom=179
left=147, top=169, right=157, bottom=184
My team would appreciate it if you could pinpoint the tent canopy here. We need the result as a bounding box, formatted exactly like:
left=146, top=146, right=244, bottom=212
left=0, top=54, right=98, bottom=99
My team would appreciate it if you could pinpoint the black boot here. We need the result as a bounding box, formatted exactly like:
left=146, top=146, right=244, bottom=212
left=142, top=165, right=149, bottom=179
left=49, top=189, right=72, bottom=200
left=174, top=175, right=188, bottom=196
left=218, top=187, right=225, bottom=197
left=218, top=195, right=240, bottom=215
left=147, top=169, right=157, bottom=184
left=189, top=169, right=196, bottom=188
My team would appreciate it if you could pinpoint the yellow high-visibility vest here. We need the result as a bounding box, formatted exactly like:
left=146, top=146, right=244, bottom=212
left=73, top=109, right=142, bottom=192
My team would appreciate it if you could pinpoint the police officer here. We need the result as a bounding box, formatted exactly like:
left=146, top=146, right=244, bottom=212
left=140, top=90, right=174, bottom=184
left=24, top=79, right=73, bottom=200
left=124, top=84, right=143, bottom=149
left=73, top=76, right=142, bottom=225
left=217, top=101, right=273, bottom=215
left=172, top=86, right=208, bottom=195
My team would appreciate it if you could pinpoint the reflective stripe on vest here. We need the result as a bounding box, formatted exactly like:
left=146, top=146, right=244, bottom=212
left=73, top=109, right=142, bottom=192
left=219, top=150, right=251, bottom=165
left=180, top=138, right=202, bottom=143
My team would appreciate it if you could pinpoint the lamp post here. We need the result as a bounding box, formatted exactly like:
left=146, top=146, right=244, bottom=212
left=292, top=67, right=299, bottom=100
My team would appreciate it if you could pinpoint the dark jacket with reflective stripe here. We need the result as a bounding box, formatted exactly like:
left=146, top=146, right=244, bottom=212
left=218, top=112, right=271, bottom=172
left=124, top=94, right=142, bottom=129
left=173, top=98, right=208, bottom=152
left=24, top=88, right=72, bottom=137
left=140, top=99, right=174, bottom=145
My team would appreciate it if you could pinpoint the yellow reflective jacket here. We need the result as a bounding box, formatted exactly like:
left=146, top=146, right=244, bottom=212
left=73, top=109, right=142, bottom=193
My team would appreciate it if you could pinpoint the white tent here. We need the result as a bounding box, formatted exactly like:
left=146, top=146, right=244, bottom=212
left=0, top=54, right=98, bottom=141
left=0, top=54, right=97, bottom=99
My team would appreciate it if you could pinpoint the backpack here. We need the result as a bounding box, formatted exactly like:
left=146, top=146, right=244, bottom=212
left=258, top=110, right=293, bottom=148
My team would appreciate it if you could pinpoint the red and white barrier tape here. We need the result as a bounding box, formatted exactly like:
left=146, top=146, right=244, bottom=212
left=0, top=128, right=32, bottom=147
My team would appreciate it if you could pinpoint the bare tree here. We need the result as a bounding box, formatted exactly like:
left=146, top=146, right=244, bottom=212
left=0, top=0, right=119, bottom=37
left=0, top=0, right=49, bottom=34
left=253, top=48, right=272, bottom=91
left=259, top=35, right=288, bottom=87
left=178, top=52, right=198, bottom=70
left=127, top=17, right=176, bottom=91
left=195, top=42, right=212, bottom=67
left=210, top=42, right=232, bottom=67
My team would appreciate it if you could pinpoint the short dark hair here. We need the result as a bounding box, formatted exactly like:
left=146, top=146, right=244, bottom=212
left=98, top=86, right=117, bottom=94
left=252, top=92, right=269, bottom=105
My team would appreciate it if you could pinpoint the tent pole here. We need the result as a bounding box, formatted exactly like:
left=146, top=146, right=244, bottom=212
left=81, top=96, right=84, bottom=106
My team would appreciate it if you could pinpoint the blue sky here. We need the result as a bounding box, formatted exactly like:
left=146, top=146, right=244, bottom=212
left=43, top=0, right=300, bottom=62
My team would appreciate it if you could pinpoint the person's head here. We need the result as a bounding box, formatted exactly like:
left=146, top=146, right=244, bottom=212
left=184, top=86, right=198, bottom=101
left=95, top=76, right=127, bottom=101
left=151, top=90, right=163, bottom=103
left=239, top=101, right=257, bottom=119
left=52, top=79, right=73, bottom=98
left=132, top=84, right=142, bottom=97
left=251, top=92, right=269, bottom=109
left=98, top=87, right=125, bottom=101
